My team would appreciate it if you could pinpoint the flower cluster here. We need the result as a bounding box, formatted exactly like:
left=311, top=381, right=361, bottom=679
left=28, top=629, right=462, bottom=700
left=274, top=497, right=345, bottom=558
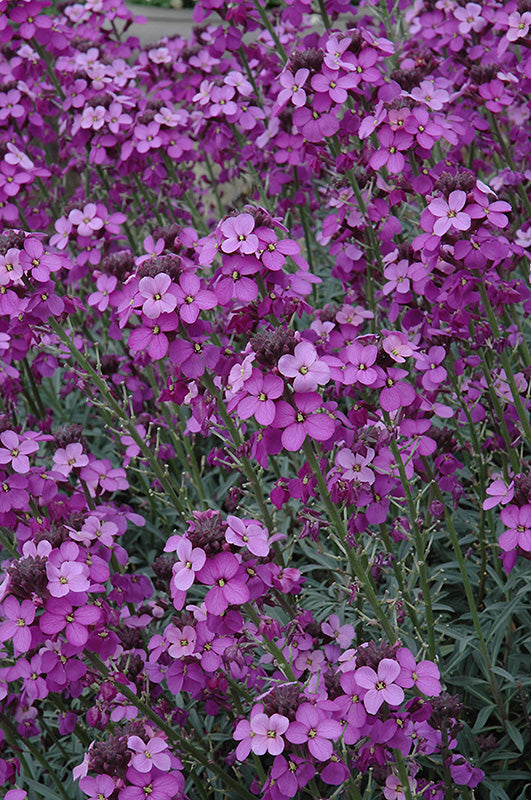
left=0, top=0, right=530, bottom=797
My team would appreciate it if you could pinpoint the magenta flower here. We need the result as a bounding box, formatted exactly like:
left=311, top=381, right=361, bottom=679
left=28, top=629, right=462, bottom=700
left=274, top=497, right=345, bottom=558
left=275, top=68, right=310, bottom=110
left=226, top=515, right=270, bottom=557
left=270, top=755, right=315, bottom=797
left=506, top=10, right=531, bottom=41
left=46, top=559, right=90, bottom=598
left=278, top=342, right=330, bottom=393
left=285, top=703, right=342, bottom=761
left=499, top=504, right=531, bottom=552
left=370, top=127, right=413, bottom=174
left=167, top=624, right=196, bottom=658
left=79, top=775, right=116, bottom=800
left=258, top=228, right=301, bottom=271
left=0, top=430, right=39, bottom=474
left=345, top=342, right=378, bottom=386
left=396, top=647, right=442, bottom=695
left=129, top=316, right=176, bottom=360
left=215, top=256, right=259, bottom=304
left=0, top=248, right=23, bottom=285
left=167, top=537, right=206, bottom=591
left=39, top=599, right=101, bottom=647
left=336, top=447, right=375, bottom=485
left=249, top=712, right=290, bottom=756
left=355, top=659, right=405, bottom=714
left=120, top=772, right=183, bottom=800
left=482, top=478, right=514, bottom=511
left=0, top=596, right=35, bottom=654
left=52, top=443, right=89, bottom=477
left=415, top=346, right=447, bottom=391
left=127, top=736, right=171, bottom=773
left=379, top=369, right=416, bottom=412
left=292, top=106, right=340, bottom=143
left=173, top=272, right=217, bottom=324
left=273, top=393, right=336, bottom=451
left=138, top=274, right=177, bottom=319
left=321, top=615, right=355, bottom=648
left=68, top=203, right=104, bottom=237
left=237, top=369, right=284, bottom=425
left=196, top=552, right=249, bottom=615
left=88, top=274, right=118, bottom=312
left=384, top=772, right=418, bottom=800
left=428, top=191, right=471, bottom=236
left=220, top=214, right=259, bottom=255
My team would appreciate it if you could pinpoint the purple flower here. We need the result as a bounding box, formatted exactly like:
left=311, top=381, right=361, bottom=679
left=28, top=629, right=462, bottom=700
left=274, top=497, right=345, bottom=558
left=167, top=537, right=206, bottom=591
left=278, top=341, right=330, bottom=393
left=39, top=599, right=101, bottom=647
left=292, top=106, right=340, bottom=142
left=68, top=203, right=104, bottom=237
left=119, top=772, right=183, bottom=800
left=0, top=596, right=35, bottom=654
left=370, top=127, right=413, bottom=174
left=396, top=647, right=441, bottom=695
left=273, top=393, right=336, bottom=451
left=249, top=711, right=289, bottom=755
left=79, top=775, right=116, bottom=800
left=379, top=369, right=416, bottom=412
left=345, top=342, right=378, bottom=386
left=0, top=430, right=39, bottom=474
left=138, top=274, right=177, bottom=319
left=220, top=214, right=259, bottom=255
left=196, top=552, right=249, bottom=615
left=52, top=443, right=89, bottom=477
left=482, top=478, right=514, bottom=511
left=415, top=346, right=447, bottom=391
left=355, top=658, right=405, bottom=714
left=285, top=703, right=342, bottom=761
left=270, top=755, right=315, bottom=797
left=275, top=68, right=310, bottom=111
left=173, top=272, right=217, bottom=324
left=127, top=736, right=171, bottom=773
left=226, top=515, right=270, bottom=557
left=499, top=504, right=531, bottom=552
left=129, top=316, right=177, bottom=361
left=237, top=369, right=284, bottom=426
left=384, top=772, right=418, bottom=800
left=428, top=191, right=471, bottom=236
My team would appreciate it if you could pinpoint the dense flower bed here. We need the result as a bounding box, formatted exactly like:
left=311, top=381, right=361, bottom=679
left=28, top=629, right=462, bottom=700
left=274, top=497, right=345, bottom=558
left=0, top=0, right=530, bottom=799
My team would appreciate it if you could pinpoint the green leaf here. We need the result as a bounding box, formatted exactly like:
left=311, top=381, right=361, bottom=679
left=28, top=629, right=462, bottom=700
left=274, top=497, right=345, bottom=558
left=505, top=720, right=525, bottom=753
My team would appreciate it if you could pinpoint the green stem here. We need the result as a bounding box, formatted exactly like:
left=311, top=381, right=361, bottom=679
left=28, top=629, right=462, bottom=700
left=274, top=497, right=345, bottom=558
left=47, top=317, right=187, bottom=518
left=422, top=460, right=506, bottom=724
left=387, top=435, right=436, bottom=659
left=1, top=714, right=70, bottom=800
left=250, top=0, right=288, bottom=63
left=393, top=751, right=416, bottom=800
left=477, top=281, right=531, bottom=446
left=86, top=654, right=257, bottom=800
left=302, top=440, right=396, bottom=643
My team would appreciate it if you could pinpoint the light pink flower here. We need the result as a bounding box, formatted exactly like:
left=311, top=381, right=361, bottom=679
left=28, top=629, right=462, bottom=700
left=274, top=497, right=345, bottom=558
left=355, top=659, right=405, bottom=714
left=68, top=203, right=104, bottom=237
left=225, top=516, right=270, bottom=557
left=482, top=478, right=514, bottom=511
left=127, top=736, right=171, bottom=773
left=250, top=712, right=290, bottom=756
left=428, top=191, right=471, bottom=236
left=168, top=537, right=206, bottom=592
left=138, top=273, right=178, bottom=319
left=220, top=214, right=259, bottom=255
left=53, top=442, right=89, bottom=477
left=173, top=272, right=216, bottom=324
left=278, top=341, right=330, bottom=393
left=0, top=430, right=39, bottom=474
